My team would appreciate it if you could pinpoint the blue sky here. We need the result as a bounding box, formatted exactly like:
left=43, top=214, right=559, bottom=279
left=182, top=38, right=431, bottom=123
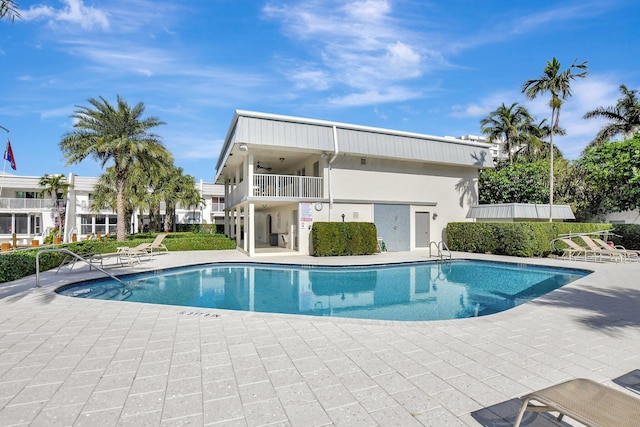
left=1, top=0, right=639, bottom=183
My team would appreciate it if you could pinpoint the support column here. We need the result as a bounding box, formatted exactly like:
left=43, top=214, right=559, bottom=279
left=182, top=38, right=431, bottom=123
left=248, top=202, right=255, bottom=256
left=224, top=179, right=230, bottom=236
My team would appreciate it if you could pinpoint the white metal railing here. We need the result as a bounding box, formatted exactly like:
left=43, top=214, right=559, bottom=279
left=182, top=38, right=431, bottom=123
left=253, top=174, right=323, bottom=199
left=0, top=197, right=59, bottom=210
left=429, top=240, right=452, bottom=260
left=226, top=174, right=324, bottom=209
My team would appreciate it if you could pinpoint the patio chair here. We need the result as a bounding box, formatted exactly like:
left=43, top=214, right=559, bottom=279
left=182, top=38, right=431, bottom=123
left=576, top=235, right=624, bottom=263
left=513, top=378, right=640, bottom=427
left=558, top=238, right=600, bottom=262
left=148, top=233, right=169, bottom=253
left=592, top=237, right=640, bottom=262
left=116, top=243, right=150, bottom=264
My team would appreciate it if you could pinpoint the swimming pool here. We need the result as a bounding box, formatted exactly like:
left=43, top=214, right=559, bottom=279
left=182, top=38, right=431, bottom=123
left=56, top=260, right=589, bottom=321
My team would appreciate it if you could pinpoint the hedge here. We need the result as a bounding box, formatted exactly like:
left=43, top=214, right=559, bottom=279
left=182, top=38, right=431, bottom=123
left=0, top=233, right=237, bottom=284
left=311, top=222, right=378, bottom=256
left=610, top=224, right=640, bottom=249
left=446, top=222, right=613, bottom=257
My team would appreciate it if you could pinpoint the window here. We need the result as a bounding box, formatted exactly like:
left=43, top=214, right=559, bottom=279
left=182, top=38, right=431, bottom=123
left=313, top=161, right=320, bottom=177
left=0, top=214, right=11, bottom=234
left=30, top=216, right=41, bottom=234
left=15, top=191, right=38, bottom=198
left=15, top=215, right=28, bottom=234
left=95, top=215, right=106, bottom=235
left=81, top=215, right=92, bottom=235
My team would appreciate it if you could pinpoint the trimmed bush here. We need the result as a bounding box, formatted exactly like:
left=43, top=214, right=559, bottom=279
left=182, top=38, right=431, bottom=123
left=0, top=233, right=237, bottom=284
left=610, top=224, right=640, bottom=249
left=311, top=222, right=378, bottom=256
left=446, top=222, right=613, bottom=257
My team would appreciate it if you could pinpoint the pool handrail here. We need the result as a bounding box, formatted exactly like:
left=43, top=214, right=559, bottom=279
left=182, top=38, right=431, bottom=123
left=36, top=248, right=127, bottom=288
left=429, top=240, right=452, bottom=260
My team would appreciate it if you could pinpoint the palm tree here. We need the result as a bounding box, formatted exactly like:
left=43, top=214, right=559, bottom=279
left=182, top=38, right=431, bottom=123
left=38, top=174, right=72, bottom=239
left=515, top=118, right=566, bottom=163
left=155, top=166, right=203, bottom=232
left=480, top=102, right=533, bottom=164
left=522, top=57, right=588, bottom=221
left=0, top=0, right=20, bottom=22
left=59, top=95, right=173, bottom=241
left=583, top=84, right=640, bottom=147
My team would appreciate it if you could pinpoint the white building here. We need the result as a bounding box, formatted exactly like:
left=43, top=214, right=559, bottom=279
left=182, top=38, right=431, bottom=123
left=0, top=172, right=226, bottom=245
left=214, top=110, right=494, bottom=257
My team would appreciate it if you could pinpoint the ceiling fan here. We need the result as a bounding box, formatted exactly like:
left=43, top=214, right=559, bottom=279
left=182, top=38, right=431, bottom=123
left=256, top=162, right=272, bottom=172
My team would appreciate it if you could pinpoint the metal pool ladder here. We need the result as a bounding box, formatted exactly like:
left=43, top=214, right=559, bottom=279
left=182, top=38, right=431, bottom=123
left=429, top=240, right=452, bottom=260
left=35, top=248, right=127, bottom=288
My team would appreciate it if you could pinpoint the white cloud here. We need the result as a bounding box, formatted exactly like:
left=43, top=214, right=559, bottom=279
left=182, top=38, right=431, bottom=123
left=22, top=0, right=110, bottom=31
left=328, top=86, right=422, bottom=107
left=263, top=0, right=427, bottom=104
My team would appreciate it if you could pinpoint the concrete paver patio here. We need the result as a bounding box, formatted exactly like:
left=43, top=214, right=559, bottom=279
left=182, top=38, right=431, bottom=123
left=1, top=250, right=639, bottom=426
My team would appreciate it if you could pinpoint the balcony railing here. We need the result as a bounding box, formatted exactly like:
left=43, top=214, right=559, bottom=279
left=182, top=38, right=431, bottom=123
left=227, top=174, right=323, bottom=208
left=0, top=198, right=59, bottom=210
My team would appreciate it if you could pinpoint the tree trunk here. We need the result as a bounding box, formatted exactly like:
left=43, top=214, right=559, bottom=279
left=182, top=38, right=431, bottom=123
left=116, top=176, right=127, bottom=241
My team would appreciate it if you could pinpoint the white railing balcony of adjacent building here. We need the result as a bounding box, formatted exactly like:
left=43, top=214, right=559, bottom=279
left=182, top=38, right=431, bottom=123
left=226, top=174, right=323, bottom=208
left=0, top=197, right=60, bottom=210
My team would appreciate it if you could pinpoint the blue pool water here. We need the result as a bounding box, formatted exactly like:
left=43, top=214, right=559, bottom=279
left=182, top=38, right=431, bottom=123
left=56, top=260, right=589, bottom=321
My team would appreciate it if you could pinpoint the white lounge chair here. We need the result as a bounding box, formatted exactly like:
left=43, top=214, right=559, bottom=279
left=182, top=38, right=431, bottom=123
left=576, top=235, right=624, bottom=263
left=148, top=233, right=168, bottom=253
left=514, top=378, right=640, bottom=427
left=559, top=238, right=600, bottom=262
left=592, top=237, right=640, bottom=262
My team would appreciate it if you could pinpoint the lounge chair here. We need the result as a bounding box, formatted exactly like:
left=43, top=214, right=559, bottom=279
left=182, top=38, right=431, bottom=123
left=592, top=237, right=640, bottom=262
left=513, top=378, right=640, bottom=427
left=148, top=233, right=168, bottom=253
left=559, top=238, right=600, bottom=262
left=576, top=235, right=624, bottom=263
left=116, top=243, right=149, bottom=264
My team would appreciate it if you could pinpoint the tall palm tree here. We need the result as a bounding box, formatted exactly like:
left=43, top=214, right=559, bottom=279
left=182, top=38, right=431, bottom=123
left=0, top=0, right=20, bottom=22
left=522, top=57, right=588, bottom=221
left=60, top=95, right=173, bottom=241
left=480, top=102, right=533, bottom=164
left=38, top=174, right=72, bottom=239
left=156, top=166, right=202, bottom=232
left=583, top=84, right=640, bottom=147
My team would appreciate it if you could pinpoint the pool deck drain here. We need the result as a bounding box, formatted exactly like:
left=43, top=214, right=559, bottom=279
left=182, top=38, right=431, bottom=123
left=0, top=250, right=639, bottom=426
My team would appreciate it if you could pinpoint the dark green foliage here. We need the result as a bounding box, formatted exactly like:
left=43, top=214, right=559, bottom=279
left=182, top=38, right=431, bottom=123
left=610, top=224, right=640, bottom=249
left=0, top=251, right=65, bottom=282
left=311, top=222, right=378, bottom=256
left=447, top=222, right=613, bottom=257
left=479, top=160, right=550, bottom=204
left=175, top=224, right=224, bottom=234
left=578, top=136, right=640, bottom=214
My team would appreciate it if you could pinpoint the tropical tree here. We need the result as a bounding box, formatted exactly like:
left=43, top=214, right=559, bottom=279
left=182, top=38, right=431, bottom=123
left=156, top=167, right=203, bottom=232
left=0, top=0, right=20, bottom=22
left=480, top=102, right=533, bottom=164
left=522, top=57, right=588, bottom=221
left=583, top=84, right=640, bottom=147
left=90, top=165, right=151, bottom=235
left=38, top=174, right=72, bottom=238
left=578, top=135, right=640, bottom=215
left=514, top=118, right=565, bottom=163
left=478, top=161, right=550, bottom=204
left=59, top=95, right=172, bottom=241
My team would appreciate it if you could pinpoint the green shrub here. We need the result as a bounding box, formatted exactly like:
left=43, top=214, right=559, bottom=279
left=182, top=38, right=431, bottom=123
left=311, top=222, right=378, bottom=256
left=0, top=233, right=236, bottom=284
left=446, top=222, right=613, bottom=257
left=175, top=224, right=224, bottom=234
left=610, top=224, right=640, bottom=249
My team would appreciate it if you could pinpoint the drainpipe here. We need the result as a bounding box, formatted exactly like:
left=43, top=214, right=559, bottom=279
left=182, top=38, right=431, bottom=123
left=328, top=125, right=339, bottom=221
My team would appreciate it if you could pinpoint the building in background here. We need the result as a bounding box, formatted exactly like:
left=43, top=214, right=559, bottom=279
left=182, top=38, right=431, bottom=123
left=0, top=172, right=225, bottom=245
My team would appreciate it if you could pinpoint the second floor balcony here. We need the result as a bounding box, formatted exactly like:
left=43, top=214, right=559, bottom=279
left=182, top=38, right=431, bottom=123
left=0, top=197, right=61, bottom=211
left=227, top=174, right=324, bottom=208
